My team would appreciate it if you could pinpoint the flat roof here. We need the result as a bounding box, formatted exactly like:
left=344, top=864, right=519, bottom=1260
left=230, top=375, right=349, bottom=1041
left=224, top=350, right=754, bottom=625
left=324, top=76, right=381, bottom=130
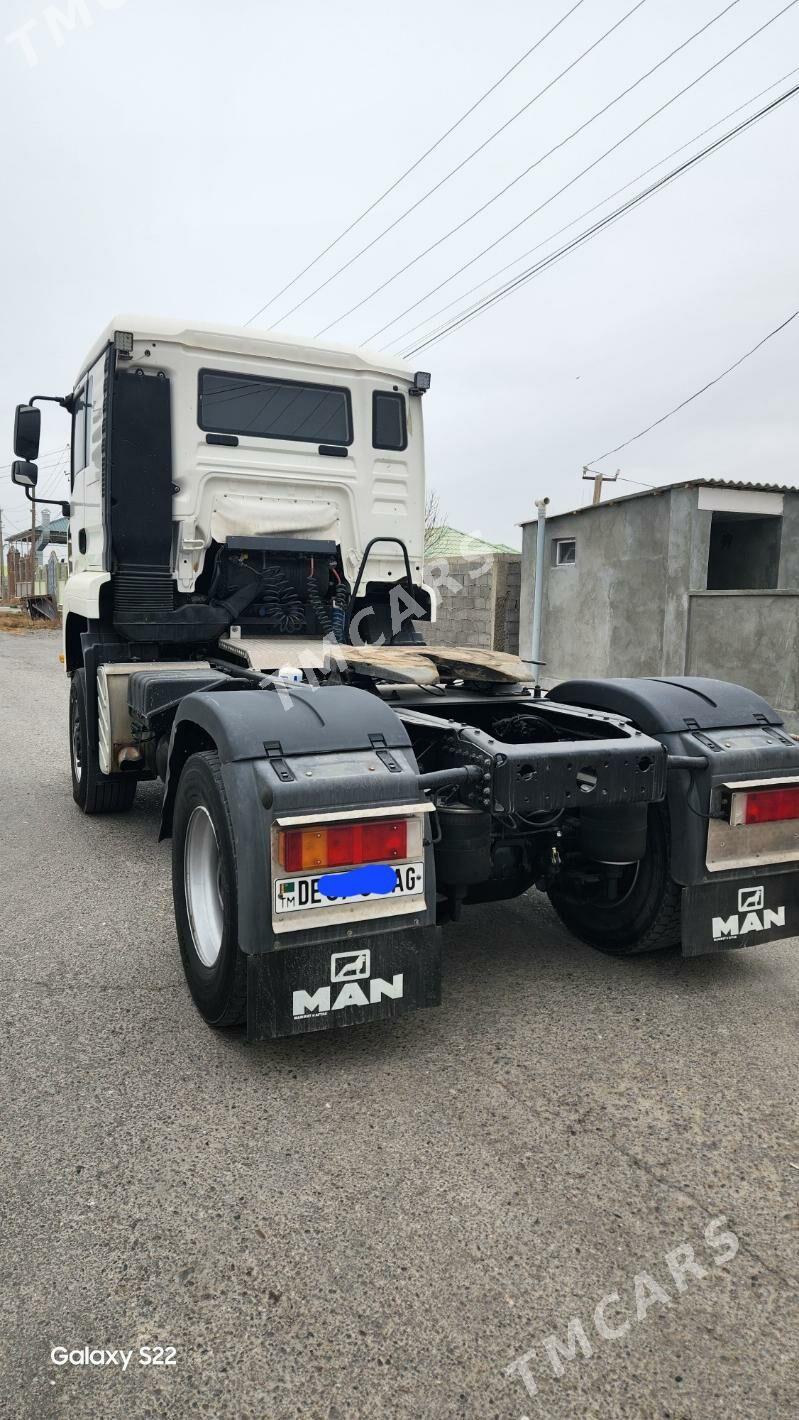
left=519, top=478, right=799, bottom=525
left=77, top=314, right=417, bottom=384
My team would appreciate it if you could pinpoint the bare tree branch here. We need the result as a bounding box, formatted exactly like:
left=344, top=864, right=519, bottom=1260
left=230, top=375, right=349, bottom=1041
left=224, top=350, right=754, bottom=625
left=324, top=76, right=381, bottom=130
left=424, top=489, right=448, bottom=557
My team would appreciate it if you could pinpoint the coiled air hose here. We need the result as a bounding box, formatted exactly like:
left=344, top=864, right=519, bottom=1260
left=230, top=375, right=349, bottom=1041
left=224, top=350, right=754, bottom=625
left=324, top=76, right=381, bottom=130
left=261, top=566, right=305, bottom=633
left=307, top=574, right=333, bottom=635
left=307, top=575, right=349, bottom=641
left=331, top=584, right=348, bottom=640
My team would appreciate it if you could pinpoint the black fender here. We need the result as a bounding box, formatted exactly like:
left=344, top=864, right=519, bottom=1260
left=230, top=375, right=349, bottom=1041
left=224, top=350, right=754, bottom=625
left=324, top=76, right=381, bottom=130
left=549, top=677, right=798, bottom=884
left=548, top=677, right=783, bottom=736
left=159, top=681, right=435, bottom=955
left=159, top=680, right=414, bottom=835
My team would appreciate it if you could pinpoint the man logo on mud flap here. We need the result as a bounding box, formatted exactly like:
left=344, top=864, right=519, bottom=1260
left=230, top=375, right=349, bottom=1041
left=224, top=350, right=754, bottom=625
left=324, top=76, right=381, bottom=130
left=712, top=884, right=785, bottom=941
left=331, top=950, right=370, bottom=983
left=293, top=949, right=403, bottom=1017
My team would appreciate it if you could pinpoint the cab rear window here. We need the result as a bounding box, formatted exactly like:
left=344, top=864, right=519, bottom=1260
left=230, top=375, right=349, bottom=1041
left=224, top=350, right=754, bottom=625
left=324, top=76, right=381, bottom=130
left=199, top=369, right=353, bottom=446
left=372, top=391, right=407, bottom=451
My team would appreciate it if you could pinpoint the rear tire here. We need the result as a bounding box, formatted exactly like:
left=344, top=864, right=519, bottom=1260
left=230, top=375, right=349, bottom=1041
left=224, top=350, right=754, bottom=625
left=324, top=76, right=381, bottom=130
left=548, top=805, right=682, bottom=956
left=69, top=668, right=137, bottom=815
left=172, top=751, right=247, bottom=1028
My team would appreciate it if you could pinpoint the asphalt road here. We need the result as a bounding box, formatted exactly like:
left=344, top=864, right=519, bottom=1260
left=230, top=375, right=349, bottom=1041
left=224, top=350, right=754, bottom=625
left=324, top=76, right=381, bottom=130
left=1, top=629, right=797, bottom=1420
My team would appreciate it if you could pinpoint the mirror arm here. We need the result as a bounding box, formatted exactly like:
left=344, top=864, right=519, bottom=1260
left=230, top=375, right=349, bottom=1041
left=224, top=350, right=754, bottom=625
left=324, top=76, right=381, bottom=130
left=25, top=486, right=69, bottom=509
left=29, top=393, right=72, bottom=410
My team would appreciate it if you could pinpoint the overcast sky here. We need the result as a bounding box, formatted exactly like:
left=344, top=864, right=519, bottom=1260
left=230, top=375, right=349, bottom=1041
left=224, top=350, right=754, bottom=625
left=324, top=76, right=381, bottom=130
left=1, top=0, right=798, bottom=545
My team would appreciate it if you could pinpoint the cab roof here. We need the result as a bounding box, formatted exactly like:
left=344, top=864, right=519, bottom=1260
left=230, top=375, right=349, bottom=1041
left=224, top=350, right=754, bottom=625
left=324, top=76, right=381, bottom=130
left=77, top=314, right=417, bottom=385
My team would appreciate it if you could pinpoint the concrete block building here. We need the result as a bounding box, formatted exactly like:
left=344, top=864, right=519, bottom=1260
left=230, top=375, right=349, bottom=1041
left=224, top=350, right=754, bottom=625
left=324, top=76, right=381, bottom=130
left=519, top=480, right=799, bottom=727
left=425, top=528, right=521, bottom=652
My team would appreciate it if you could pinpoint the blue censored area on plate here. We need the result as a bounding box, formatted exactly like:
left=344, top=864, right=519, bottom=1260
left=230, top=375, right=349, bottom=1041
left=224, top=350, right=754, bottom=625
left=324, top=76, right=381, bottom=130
left=274, top=862, right=425, bottom=916
left=317, top=864, right=398, bottom=900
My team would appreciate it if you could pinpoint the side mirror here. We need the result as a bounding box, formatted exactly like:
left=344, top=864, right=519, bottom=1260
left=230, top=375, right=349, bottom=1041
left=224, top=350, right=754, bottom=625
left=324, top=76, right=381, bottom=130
left=14, top=403, right=41, bottom=460
left=11, top=459, right=38, bottom=489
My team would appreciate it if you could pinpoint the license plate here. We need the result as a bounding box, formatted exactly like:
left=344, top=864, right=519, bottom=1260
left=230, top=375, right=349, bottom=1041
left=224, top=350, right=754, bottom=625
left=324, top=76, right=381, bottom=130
left=274, top=861, right=425, bottom=915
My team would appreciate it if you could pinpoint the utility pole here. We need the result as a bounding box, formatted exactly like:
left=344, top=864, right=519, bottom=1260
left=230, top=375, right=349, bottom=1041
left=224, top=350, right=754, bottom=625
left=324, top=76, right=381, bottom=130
left=0, top=507, right=4, bottom=600
left=30, top=492, right=37, bottom=592
left=529, top=496, right=549, bottom=695
left=582, top=465, right=619, bottom=505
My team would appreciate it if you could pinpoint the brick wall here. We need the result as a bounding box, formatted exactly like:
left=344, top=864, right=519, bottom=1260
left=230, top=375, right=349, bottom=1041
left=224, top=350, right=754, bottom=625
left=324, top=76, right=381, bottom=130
left=424, top=553, right=521, bottom=652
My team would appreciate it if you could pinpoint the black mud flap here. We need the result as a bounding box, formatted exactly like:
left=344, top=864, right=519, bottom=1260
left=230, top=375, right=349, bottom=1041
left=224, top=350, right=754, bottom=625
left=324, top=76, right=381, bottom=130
left=682, top=871, right=799, bottom=956
left=246, top=927, right=442, bottom=1039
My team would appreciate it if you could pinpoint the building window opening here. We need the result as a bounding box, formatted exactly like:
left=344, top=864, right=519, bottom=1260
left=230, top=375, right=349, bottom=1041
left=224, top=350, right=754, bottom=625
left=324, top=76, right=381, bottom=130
left=706, top=513, right=781, bottom=590
left=553, top=538, right=576, bottom=566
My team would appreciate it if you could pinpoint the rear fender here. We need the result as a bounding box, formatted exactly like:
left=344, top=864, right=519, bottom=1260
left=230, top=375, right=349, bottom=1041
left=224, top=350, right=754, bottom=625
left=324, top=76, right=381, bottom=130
left=159, top=682, right=436, bottom=955
left=549, top=676, right=799, bottom=884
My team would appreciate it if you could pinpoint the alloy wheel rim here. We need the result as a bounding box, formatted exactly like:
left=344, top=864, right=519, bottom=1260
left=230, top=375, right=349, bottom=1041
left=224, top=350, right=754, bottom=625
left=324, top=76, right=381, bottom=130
left=184, top=805, right=224, bottom=967
left=71, top=702, right=82, bottom=783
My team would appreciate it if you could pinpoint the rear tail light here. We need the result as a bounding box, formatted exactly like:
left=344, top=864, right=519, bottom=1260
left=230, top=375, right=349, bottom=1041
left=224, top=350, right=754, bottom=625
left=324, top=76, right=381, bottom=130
left=277, top=819, right=408, bottom=872
left=738, top=786, right=799, bottom=825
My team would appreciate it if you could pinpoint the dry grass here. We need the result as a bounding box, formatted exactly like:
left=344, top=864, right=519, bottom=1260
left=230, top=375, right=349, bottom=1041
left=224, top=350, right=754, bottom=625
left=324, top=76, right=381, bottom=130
left=0, top=611, right=61, bottom=634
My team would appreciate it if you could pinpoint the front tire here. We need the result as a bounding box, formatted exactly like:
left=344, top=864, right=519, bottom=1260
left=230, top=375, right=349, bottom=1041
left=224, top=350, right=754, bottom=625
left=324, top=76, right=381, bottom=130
left=172, top=751, right=247, bottom=1028
left=548, top=805, right=682, bottom=956
left=69, top=668, right=137, bottom=814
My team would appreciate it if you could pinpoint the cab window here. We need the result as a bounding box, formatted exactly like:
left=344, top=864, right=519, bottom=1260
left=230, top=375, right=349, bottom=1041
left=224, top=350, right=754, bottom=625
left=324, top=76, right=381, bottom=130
left=71, top=375, right=92, bottom=481
left=199, top=369, right=353, bottom=446
left=372, top=391, right=407, bottom=451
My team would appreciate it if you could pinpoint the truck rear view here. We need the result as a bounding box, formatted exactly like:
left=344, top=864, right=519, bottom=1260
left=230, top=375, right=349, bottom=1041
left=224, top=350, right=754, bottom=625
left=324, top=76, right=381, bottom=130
left=11, top=316, right=799, bottom=1039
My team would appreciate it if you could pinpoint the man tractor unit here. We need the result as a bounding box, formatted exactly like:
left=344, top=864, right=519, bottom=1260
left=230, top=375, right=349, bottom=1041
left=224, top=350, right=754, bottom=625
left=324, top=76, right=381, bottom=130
left=10, top=317, right=799, bottom=1038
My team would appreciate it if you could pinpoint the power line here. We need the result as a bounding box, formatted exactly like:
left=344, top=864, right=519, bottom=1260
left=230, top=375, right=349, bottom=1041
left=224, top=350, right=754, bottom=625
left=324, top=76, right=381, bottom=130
left=399, top=82, right=799, bottom=355
left=316, top=0, right=753, bottom=338
left=365, top=0, right=797, bottom=349
left=402, top=85, right=799, bottom=354
left=1, top=445, right=70, bottom=530
left=16, top=440, right=70, bottom=500
left=242, top=0, right=589, bottom=327
left=37, top=477, right=67, bottom=500
left=0, top=446, right=69, bottom=472
left=38, top=452, right=71, bottom=500
left=269, top=0, right=650, bottom=328
left=587, top=310, right=799, bottom=465
left=380, top=64, right=799, bottom=351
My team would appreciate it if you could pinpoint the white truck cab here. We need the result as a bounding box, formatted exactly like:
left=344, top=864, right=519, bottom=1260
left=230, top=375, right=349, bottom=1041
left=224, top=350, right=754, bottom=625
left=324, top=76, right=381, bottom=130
left=62, top=315, right=431, bottom=651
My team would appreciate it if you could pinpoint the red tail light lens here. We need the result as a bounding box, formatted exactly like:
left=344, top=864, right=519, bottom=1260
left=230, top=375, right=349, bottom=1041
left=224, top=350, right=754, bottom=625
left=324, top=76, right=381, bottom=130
left=277, top=820, right=408, bottom=871
left=327, top=824, right=359, bottom=867
left=741, top=786, right=799, bottom=824
left=278, top=830, right=307, bottom=872
left=362, top=820, right=407, bottom=861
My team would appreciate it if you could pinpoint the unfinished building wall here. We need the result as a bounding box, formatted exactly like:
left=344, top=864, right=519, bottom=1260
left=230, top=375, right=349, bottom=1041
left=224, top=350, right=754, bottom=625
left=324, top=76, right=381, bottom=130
left=425, top=554, right=521, bottom=652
